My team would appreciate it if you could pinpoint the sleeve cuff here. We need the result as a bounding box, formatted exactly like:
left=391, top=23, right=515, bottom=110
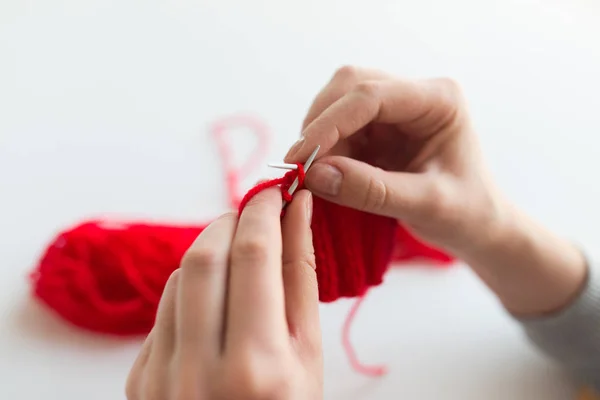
left=516, top=256, right=600, bottom=388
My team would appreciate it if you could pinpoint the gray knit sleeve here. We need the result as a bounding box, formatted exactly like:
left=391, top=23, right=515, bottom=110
left=517, top=259, right=600, bottom=389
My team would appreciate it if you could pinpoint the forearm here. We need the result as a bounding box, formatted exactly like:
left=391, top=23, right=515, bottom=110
left=456, top=203, right=600, bottom=388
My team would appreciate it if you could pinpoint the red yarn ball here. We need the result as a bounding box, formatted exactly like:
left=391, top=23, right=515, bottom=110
left=30, top=221, right=202, bottom=335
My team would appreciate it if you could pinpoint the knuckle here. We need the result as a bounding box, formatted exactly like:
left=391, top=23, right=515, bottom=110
left=431, top=77, right=464, bottom=108
left=170, top=381, right=198, bottom=400
left=333, top=65, right=359, bottom=82
left=422, top=77, right=464, bottom=134
left=180, top=247, right=223, bottom=272
left=302, top=334, right=323, bottom=360
left=141, top=392, right=160, bottom=400
left=232, top=238, right=271, bottom=266
left=436, top=76, right=462, bottom=93
left=422, top=179, right=457, bottom=220
left=229, top=366, right=262, bottom=395
left=283, top=251, right=316, bottom=272
left=362, top=175, right=388, bottom=212
left=224, top=355, right=289, bottom=400
left=283, top=258, right=318, bottom=291
left=354, top=80, right=380, bottom=99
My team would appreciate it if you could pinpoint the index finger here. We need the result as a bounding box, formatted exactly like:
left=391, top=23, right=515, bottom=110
left=301, top=66, right=391, bottom=130
left=285, top=78, right=462, bottom=163
left=225, top=188, right=288, bottom=350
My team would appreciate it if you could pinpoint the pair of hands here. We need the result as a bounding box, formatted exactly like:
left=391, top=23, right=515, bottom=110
left=126, top=66, right=556, bottom=399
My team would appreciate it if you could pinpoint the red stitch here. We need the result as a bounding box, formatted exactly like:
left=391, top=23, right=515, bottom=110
left=237, top=163, right=304, bottom=216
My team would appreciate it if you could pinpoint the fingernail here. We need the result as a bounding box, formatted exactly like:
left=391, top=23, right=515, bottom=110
left=285, top=137, right=305, bottom=161
left=308, top=164, right=342, bottom=196
left=306, top=192, right=313, bottom=223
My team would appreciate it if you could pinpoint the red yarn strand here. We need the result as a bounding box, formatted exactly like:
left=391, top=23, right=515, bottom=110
left=342, top=293, right=387, bottom=377
left=211, top=114, right=270, bottom=208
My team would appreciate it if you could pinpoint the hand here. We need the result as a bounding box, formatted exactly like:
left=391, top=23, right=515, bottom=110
left=285, top=66, right=506, bottom=255
left=286, top=66, right=586, bottom=316
left=286, top=67, right=504, bottom=250
left=126, top=189, right=323, bottom=400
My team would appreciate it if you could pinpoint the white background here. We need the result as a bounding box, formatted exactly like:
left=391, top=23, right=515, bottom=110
left=2, top=0, right=600, bottom=398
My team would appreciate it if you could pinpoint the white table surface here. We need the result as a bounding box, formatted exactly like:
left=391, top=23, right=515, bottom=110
left=2, top=0, right=600, bottom=398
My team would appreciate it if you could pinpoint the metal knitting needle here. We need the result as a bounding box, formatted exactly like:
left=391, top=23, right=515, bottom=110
left=267, top=162, right=298, bottom=170
left=281, top=145, right=320, bottom=209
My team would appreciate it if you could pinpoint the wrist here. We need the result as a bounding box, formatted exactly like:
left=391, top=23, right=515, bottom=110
left=455, top=199, right=588, bottom=315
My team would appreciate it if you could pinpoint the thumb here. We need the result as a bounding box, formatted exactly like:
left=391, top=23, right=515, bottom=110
left=304, top=156, right=433, bottom=220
